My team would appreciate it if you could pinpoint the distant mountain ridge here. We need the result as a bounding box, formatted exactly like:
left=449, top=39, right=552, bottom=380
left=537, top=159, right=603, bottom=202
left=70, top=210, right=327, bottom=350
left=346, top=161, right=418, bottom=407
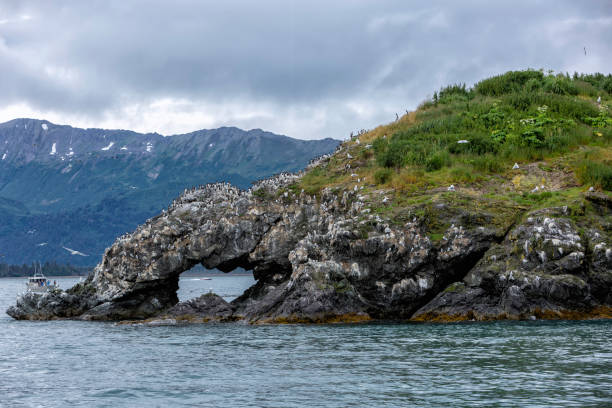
left=0, top=118, right=340, bottom=265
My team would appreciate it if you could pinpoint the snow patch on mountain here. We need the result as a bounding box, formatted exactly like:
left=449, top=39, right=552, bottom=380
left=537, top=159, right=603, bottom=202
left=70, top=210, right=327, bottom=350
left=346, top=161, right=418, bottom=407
left=101, top=142, right=114, bottom=151
left=50, top=143, right=57, bottom=155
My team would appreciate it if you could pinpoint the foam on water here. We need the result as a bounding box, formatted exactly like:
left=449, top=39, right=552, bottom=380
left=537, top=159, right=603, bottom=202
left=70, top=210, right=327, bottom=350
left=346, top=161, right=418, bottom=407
left=1, top=275, right=611, bottom=407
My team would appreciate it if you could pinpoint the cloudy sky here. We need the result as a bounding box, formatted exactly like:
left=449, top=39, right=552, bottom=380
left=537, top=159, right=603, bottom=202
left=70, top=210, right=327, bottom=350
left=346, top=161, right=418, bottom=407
left=0, top=1, right=611, bottom=140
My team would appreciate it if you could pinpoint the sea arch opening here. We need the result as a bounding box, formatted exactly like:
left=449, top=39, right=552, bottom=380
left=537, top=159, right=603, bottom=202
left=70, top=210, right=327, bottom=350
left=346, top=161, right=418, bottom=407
left=177, top=264, right=256, bottom=304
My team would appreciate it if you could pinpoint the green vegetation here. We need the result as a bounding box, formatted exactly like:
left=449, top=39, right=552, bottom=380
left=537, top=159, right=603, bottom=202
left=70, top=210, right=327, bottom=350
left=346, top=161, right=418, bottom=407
left=292, top=69, right=611, bottom=240
left=298, top=167, right=341, bottom=195
left=296, top=70, right=611, bottom=195
left=374, top=70, right=611, bottom=180
left=374, top=168, right=393, bottom=184
left=577, top=160, right=612, bottom=190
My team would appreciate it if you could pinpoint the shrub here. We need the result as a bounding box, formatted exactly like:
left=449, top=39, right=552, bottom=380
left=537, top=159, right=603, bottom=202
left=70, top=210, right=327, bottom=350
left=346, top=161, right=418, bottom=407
left=450, top=165, right=475, bottom=183
left=525, top=78, right=542, bottom=92
left=376, top=139, right=410, bottom=168
left=470, top=155, right=504, bottom=173
left=576, top=160, right=612, bottom=190
left=579, top=73, right=612, bottom=93
left=425, top=151, right=451, bottom=171
left=522, top=191, right=554, bottom=202
left=438, top=83, right=472, bottom=104
left=404, top=142, right=433, bottom=166
left=574, top=80, right=598, bottom=97
left=479, top=104, right=505, bottom=128
left=448, top=133, right=499, bottom=155
left=543, top=76, right=578, bottom=95
left=533, top=93, right=598, bottom=121
left=603, top=77, right=612, bottom=94
left=503, top=90, right=537, bottom=111
left=374, top=168, right=393, bottom=184
left=475, top=70, right=544, bottom=96
left=584, top=109, right=612, bottom=128
left=390, top=171, right=420, bottom=192
left=418, top=99, right=436, bottom=110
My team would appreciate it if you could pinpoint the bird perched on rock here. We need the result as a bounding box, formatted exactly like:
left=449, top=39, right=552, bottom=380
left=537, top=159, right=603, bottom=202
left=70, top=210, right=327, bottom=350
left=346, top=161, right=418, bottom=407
left=447, top=185, right=456, bottom=192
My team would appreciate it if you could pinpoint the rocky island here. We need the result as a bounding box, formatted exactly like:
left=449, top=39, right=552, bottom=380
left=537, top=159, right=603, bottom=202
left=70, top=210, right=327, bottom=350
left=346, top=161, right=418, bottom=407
left=7, top=70, right=612, bottom=323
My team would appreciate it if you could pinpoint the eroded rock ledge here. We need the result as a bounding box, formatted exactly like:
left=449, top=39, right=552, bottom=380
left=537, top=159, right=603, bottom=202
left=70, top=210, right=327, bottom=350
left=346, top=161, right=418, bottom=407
left=7, top=172, right=612, bottom=323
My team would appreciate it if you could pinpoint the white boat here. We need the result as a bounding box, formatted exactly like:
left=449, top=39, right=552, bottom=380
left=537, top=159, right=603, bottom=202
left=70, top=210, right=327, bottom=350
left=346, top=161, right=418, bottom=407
left=26, top=263, right=57, bottom=293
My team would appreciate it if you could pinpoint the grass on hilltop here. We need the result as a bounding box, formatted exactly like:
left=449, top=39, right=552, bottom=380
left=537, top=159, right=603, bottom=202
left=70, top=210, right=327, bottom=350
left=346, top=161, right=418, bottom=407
left=295, top=69, right=612, bottom=201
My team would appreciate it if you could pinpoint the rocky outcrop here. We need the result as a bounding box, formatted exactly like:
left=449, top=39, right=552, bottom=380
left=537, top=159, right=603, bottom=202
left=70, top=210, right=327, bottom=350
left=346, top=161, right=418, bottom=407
left=412, top=205, right=612, bottom=321
left=7, top=167, right=612, bottom=323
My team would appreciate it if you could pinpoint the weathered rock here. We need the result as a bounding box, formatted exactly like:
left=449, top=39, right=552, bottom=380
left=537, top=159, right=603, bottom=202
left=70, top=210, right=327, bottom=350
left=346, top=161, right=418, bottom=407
left=6, top=278, right=97, bottom=320
left=412, top=207, right=612, bottom=321
left=7, top=174, right=611, bottom=323
left=153, top=293, right=236, bottom=323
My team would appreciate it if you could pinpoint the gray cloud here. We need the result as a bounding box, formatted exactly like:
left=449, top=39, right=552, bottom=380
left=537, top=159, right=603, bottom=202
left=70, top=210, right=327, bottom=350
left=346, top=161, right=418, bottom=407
left=0, top=0, right=611, bottom=139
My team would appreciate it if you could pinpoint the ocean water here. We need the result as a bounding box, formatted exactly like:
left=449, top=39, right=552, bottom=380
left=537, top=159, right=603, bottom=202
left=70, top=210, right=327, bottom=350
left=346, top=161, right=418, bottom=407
left=1, top=275, right=611, bottom=407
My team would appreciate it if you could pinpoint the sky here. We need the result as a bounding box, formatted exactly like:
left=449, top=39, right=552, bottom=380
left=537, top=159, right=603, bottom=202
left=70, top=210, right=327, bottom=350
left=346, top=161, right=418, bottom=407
left=0, top=1, right=611, bottom=140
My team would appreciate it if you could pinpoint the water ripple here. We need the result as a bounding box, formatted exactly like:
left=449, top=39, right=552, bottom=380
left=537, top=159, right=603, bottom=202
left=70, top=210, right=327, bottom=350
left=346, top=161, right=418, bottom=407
left=1, top=277, right=611, bottom=407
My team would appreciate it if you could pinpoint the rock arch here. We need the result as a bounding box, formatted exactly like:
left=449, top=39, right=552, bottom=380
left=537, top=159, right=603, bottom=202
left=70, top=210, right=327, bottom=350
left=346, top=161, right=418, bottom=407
left=66, top=177, right=502, bottom=322
left=8, top=176, right=509, bottom=322
left=10, top=175, right=609, bottom=323
left=83, top=182, right=303, bottom=320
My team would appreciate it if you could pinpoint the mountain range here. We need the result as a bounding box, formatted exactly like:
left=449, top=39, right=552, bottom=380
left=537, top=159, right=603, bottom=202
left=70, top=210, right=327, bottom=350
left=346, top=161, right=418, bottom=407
left=0, top=118, right=339, bottom=265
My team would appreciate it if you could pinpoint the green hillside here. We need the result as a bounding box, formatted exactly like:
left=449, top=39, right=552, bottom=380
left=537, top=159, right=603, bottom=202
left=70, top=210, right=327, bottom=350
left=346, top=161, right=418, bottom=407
left=296, top=70, right=611, bottom=194
left=288, top=70, right=611, bottom=242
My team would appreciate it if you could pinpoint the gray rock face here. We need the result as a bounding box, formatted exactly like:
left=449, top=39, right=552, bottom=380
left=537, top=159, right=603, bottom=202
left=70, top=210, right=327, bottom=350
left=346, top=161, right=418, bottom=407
left=413, top=206, right=612, bottom=321
left=163, top=293, right=235, bottom=322
left=7, top=171, right=612, bottom=323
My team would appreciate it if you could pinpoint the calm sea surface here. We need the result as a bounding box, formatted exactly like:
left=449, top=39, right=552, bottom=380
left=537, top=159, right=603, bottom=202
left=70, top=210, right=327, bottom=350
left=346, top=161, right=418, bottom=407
left=1, top=274, right=611, bottom=407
